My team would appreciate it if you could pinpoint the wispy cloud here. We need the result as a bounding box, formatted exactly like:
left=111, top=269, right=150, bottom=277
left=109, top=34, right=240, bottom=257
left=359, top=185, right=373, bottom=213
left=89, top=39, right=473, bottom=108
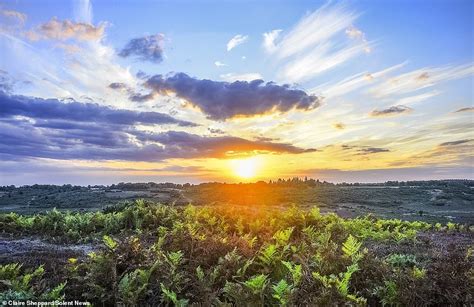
left=453, top=107, right=473, bottom=113
left=395, top=90, right=440, bottom=106
left=278, top=42, right=369, bottom=82
left=219, top=72, right=262, bottom=82
left=73, top=0, right=93, bottom=23
left=266, top=3, right=373, bottom=83
left=25, top=17, right=105, bottom=41
left=370, top=64, right=474, bottom=97
left=226, top=34, right=248, bottom=51
left=439, top=139, right=471, bottom=147
left=312, top=62, right=406, bottom=97
left=1, top=8, right=27, bottom=25
left=262, top=29, right=282, bottom=53
left=214, top=61, right=227, bottom=67
left=270, top=3, right=358, bottom=60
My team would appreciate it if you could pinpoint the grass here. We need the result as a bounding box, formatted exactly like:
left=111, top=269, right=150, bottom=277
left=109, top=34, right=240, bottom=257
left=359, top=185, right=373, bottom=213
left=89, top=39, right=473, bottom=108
left=1, top=199, right=473, bottom=305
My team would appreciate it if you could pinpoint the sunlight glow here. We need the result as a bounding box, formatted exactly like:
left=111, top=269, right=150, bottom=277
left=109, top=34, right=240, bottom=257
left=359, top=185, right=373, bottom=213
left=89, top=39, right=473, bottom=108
left=230, top=158, right=258, bottom=179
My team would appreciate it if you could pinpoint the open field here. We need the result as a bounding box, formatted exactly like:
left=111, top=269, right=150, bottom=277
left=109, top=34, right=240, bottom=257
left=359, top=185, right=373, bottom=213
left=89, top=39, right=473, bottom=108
left=1, top=181, right=473, bottom=305
left=2, top=180, right=473, bottom=223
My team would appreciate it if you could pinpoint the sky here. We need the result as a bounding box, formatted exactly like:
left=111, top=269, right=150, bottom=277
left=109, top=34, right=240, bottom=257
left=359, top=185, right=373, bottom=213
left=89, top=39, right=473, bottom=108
left=0, top=0, right=473, bottom=185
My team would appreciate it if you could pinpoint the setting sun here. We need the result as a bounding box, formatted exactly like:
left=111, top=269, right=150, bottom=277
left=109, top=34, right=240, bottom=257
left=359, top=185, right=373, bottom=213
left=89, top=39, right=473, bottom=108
left=230, top=158, right=258, bottom=179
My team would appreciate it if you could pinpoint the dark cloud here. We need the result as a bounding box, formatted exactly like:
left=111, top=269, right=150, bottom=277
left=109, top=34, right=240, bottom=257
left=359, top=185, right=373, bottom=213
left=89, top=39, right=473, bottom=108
left=439, top=139, right=472, bottom=147
left=208, top=127, right=225, bottom=134
left=136, top=71, right=149, bottom=79
left=454, top=107, right=474, bottom=113
left=333, top=122, right=346, bottom=130
left=134, top=130, right=317, bottom=159
left=143, top=73, right=321, bottom=120
left=370, top=105, right=412, bottom=117
left=0, top=70, right=15, bottom=94
left=0, top=92, right=196, bottom=127
left=119, top=34, right=165, bottom=63
left=108, top=82, right=128, bottom=90
left=0, top=121, right=315, bottom=161
left=357, top=147, right=390, bottom=154
left=0, top=92, right=315, bottom=162
left=335, top=144, right=389, bottom=155
left=129, top=92, right=156, bottom=103
left=254, top=136, right=279, bottom=142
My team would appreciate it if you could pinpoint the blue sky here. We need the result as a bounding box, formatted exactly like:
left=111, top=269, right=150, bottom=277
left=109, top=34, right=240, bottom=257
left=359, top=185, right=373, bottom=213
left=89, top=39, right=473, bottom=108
left=0, top=0, right=472, bottom=185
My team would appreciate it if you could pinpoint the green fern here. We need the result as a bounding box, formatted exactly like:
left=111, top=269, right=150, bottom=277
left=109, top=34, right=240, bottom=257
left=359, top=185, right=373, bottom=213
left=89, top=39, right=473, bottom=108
left=342, top=235, right=362, bottom=260
left=273, top=227, right=294, bottom=246
left=259, top=244, right=278, bottom=265
left=281, top=261, right=302, bottom=285
left=160, top=283, right=189, bottom=307
left=244, top=274, right=268, bottom=295
left=103, top=235, right=118, bottom=250
left=272, top=279, right=292, bottom=306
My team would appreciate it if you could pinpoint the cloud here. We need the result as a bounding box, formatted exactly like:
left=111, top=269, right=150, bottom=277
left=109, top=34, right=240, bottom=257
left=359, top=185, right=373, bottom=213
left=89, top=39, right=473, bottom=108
left=337, top=144, right=389, bottom=155
left=333, top=122, right=346, bottom=130
left=311, top=62, right=406, bottom=98
left=134, top=130, right=317, bottom=158
left=439, top=139, right=471, bottom=147
left=108, top=82, right=129, bottom=91
left=214, top=61, right=227, bottom=67
left=389, top=138, right=473, bottom=168
left=226, top=34, right=248, bottom=51
left=370, top=64, right=474, bottom=98
left=357, top=147, right=390, bottom=154
left=454, top=107, right=474, bottom=113
left=25, top=17, right=105, bottom=41
left=55, top=43, right=81, bottom=53
left=128, top=92, right=156, bottom=103
left=395, top=90, right=440, bottom=106
left=270, top=3, right=358, bottom=60
left=73, top=0, right=93, bottom=23
left=1, top=9, right=27, bottom=25
left=265, top=4, right=373, bottom=82
left=370, top=105, right=412, bottom=117
left=219, top=72, right=263, bottom=82
left=278, top=42, right=370, bottom=82
left=0, top=70, right=14, bottom=93
left=262, top=29, right=282, bottom=53
left=345, top=26, right=363, bottom=39
left=119, top=34, right=165, bottom=63
left=208, top=127, right=225, bottom=134
left=0, top=91, right=196, bottom=127
left=144, top=73, right=320, bottom=120
left=0, top=103, right=315, bottom=162
left=345, top=26, right=371, bottom=53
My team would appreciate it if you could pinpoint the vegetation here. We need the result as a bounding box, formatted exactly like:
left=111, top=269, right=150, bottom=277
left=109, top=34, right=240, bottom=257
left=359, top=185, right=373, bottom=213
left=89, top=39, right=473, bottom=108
left=3, top=180, right=473, bottom=224
left=1, top=199, right=473, bottom=305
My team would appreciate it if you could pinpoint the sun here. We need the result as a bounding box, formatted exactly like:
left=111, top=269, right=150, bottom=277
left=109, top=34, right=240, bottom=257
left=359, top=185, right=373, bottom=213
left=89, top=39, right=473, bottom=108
left=230, top=158, right=258, bottom=179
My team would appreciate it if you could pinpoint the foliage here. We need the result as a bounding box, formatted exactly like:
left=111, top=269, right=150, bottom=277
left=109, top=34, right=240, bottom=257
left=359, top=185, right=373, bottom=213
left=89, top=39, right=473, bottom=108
left=0, top=263, right=66, bottom=301
left=1, top=199, right=472, bottom=305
